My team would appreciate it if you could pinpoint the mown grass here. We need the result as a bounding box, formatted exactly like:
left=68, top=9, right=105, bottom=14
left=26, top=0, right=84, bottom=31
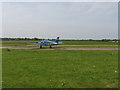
left=2, top=49, right=118, bottom=88
left=1, top=41, right=118, bottom=48
left=62, top=41, right=118, bottom=45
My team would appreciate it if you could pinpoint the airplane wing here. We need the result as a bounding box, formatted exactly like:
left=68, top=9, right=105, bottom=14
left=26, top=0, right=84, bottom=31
left=42, top=40, right=54, bottom=43
left=27, top=43, right=48, bottom=46
left=57, top=42, right=63, bottom=44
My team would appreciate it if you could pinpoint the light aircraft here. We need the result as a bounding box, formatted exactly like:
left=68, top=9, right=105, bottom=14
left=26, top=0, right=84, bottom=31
left=28, top=37, right=63, bottom=48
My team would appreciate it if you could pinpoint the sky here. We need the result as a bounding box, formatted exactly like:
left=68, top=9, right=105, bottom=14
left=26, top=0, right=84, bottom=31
left=2, top=2, right=118, bottom=39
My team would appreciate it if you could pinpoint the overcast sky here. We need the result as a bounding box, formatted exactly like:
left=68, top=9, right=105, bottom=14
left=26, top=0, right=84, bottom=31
left=2, top=2, right=118, bottom=39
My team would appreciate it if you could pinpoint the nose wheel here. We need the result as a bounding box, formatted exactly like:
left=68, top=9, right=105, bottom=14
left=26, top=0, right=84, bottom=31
left=50, top=45, right=52, bottom=48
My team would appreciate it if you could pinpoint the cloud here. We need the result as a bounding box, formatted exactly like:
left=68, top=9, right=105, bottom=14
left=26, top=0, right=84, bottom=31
left=2, top=2, right=118, bottom=39
left=0, top=3, right=2, bottom=38
left=1, top=0, right=119, bottom=2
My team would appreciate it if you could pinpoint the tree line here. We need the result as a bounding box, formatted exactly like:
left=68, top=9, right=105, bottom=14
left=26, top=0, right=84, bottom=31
left=0, top=37, right=119, bottom=42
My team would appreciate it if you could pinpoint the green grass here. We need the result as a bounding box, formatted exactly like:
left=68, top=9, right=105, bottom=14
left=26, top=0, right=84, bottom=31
left=1, top=41, right=118, bottom=48
left=62, top=41, right=118, bottom=45
left=2, top=49, right=118, bottom=88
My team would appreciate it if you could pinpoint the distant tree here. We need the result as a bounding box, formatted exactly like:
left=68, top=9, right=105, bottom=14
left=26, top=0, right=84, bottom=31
left=101, top=39, right=111, bottom=42
left=89, top=39, right=93, bottom=41
left=33, top=37, right=39, bottom=40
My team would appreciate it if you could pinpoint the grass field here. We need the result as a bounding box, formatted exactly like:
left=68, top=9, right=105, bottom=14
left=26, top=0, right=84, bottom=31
left=2, top=49, right=118, bottom=88
left=1, top=41, right=118, bottom=48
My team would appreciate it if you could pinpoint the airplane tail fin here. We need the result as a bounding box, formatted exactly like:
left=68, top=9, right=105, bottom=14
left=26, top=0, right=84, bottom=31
left=54, top=37, right=60, bottom=43
left=57, top=37, right=59, bottom=40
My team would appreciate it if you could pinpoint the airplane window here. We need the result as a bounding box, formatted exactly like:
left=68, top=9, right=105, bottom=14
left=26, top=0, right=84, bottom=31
left=41, top=41, right=44, bottom=43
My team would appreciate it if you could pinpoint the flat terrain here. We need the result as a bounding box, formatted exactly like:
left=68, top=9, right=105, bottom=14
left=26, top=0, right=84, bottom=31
left=1, top=40, right=118, bottom=88
left=1, top=40, right=118, bottom=50
left=2, top=49, right=118, bottom=88
left=0, top=47, right=118, bottom=50
left=1, top=40, right=118, bottom=48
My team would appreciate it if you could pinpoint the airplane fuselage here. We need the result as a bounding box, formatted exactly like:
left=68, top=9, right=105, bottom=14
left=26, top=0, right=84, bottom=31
left=28, top=37, right=63, bottom=48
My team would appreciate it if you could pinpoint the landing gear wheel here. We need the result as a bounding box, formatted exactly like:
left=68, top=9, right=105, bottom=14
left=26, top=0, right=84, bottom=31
left=50, top=45, right=52, bottom=48
left=40, top=45, right=42, bottom=49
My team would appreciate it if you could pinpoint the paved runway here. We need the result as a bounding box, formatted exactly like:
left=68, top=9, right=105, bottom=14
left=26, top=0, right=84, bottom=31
left=0, top=47, right=118, bottom=50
